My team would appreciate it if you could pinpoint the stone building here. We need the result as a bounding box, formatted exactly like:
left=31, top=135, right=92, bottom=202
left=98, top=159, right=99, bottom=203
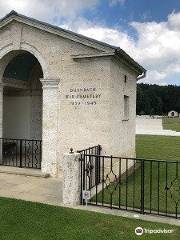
left=0, top=11, right=146, bottom=177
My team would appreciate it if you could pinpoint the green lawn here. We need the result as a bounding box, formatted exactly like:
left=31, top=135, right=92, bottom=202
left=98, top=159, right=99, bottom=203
left=163, top=118, right=180, bottom=132
left=0, top=197, right=179, bottom=240
left=94, top=135, right=180, bottom=215
left=136, top=135, right=180, bottom=160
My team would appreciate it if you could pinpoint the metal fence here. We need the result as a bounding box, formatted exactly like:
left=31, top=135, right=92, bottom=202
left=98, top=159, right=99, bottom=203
left=80, top=153, right=180, bottom=219
left=78, top=145, right=101, bottom=201
left=0, top=138, right=42, bottom=169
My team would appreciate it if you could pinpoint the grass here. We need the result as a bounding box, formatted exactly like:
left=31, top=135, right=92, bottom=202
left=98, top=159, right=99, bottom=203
left=0, top=197, right=179, bottom=240
left=136, top=135, right=180, bottom=160
left=0, top=136, right=180, bottom=239
left=94, top=135, right=180, bottom=215
left=163, top=117, right=180, bottom=132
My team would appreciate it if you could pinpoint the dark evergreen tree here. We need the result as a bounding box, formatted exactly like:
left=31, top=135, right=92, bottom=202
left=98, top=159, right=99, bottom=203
left=136, top=83, right=180, bottom=115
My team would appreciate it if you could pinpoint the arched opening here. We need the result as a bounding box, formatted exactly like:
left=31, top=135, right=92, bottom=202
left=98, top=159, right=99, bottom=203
left=1, top=50, right=43, bottom=168
left=3, top=51, right=43, bottom=140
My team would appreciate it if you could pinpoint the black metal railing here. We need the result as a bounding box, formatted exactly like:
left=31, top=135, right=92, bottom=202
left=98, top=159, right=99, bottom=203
left=77, top=145, right=101, bottom=156
left=78, top=145, right=101, bottom=203
left=0, top=138, right=42, bottom=169
left=80, top=154, right=180, bottom=219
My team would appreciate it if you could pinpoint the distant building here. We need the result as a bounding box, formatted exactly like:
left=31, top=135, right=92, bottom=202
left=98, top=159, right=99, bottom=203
left=168, top=110, right=179, bottom=117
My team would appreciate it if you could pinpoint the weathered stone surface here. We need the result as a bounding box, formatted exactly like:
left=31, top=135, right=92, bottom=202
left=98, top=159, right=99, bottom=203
left=63, top=152, right=81, bottom=206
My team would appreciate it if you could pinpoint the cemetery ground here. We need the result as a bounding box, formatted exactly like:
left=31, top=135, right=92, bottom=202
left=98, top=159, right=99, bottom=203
left=163, top=117, right=180, bottom=132
left=0, top=135, right=180, bottom=239
left=0, top=197, right=179, bottom=240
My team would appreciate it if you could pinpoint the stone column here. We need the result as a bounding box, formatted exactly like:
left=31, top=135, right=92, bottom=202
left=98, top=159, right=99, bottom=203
left=63, top=152, right=81, bottom=206
left=0, top=83, right=3, bottom=164
left=40, top=79, right=60, bottom=177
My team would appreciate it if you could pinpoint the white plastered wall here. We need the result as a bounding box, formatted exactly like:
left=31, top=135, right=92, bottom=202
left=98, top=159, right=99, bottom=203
left=3, top=94, right=42, bottom=140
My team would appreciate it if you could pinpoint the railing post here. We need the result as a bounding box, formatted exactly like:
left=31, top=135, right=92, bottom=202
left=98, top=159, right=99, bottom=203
left=141, top=160, right=145, bottom=214
left=19, top=139, right=22, bottom=168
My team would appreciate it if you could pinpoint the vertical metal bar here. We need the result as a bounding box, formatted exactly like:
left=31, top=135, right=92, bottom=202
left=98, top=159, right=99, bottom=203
left=14, top=140, right=17, bottom=167
left=98, top=145, right=101, bottom=183
left=8, top=140, right=13, bottom=166
left=165, top=161, right=168, bottom=216
left=119, top=158, right=121, bottom=209
left=40, top=140, right=42, bottom=169
left=102, top=156, right=104, bottom=206
left=24, top=140, right=27, bottom=167
left=176, top=161, right=178, bottom=178
left=175, top=161, right=178, bottom=218
left=1, top=138, right=4, bottom=165
left=19, top=139, right=22, bottom=168
left=95, top=151, right=97, bottom=186
left=110, top=155, right=113, bottom=209
left=176, top=203, right=178, bottom=219
left=133, top=159, right=136, bottom=210
left=80, top=154, right=83, bottom=205
left=95, top=154, right=98, bottom=205
left=83, top=152, right=86, bottom=205
left=157, top=161, right=160, bottom=214
left=88, top=154, right=91, bottom=190
left=125, top=158, right=128, bottom=210
left=110, top=193, right=113, bottom=209
left=32, top=141, right=34, bottom=168
left=150, top=161, right=152, bottom=213
left=141, top=160, right=145, bottom=214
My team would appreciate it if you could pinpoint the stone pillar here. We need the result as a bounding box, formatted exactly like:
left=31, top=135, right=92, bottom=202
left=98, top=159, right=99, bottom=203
left=40, top=79, right=60, bottom=177
left=63, top=152, right=81, bottom=206
left=0, top=83, right=3, bottom=164
left=0, top=83, right=3, bottom=136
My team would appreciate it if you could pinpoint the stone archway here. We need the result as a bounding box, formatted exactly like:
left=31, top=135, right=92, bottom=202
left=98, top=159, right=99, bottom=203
left=0, top=47, right=60, bottom=176
left=2, top=50, right=43, bottom=140
left=0, top=50, right=44, bottom=168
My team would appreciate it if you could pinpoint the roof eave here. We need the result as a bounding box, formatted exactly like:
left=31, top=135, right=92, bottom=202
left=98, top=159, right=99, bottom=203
left=0, top=11, right=146, bottom=79
left=0, top=11, right=117, bottom=52
left=115, top=48, right=146, bottom=77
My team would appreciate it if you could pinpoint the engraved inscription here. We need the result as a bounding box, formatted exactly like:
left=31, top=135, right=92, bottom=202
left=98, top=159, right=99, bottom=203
left=65, top=87, right=101, bottom=106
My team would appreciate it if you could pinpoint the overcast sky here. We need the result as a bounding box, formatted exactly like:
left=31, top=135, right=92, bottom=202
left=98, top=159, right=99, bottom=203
left=1, top=0, right=180, bottom=85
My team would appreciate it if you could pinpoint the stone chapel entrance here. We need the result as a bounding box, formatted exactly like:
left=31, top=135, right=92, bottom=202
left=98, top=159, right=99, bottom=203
left=0, top=50, right=43, bottom=168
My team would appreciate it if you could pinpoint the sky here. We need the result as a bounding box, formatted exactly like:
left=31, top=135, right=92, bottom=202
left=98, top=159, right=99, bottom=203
left=0, top=0, right=180, bottom=85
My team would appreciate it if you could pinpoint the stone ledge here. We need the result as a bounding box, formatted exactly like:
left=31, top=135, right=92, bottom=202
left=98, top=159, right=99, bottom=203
left=0, top=166, right=50, bottom=178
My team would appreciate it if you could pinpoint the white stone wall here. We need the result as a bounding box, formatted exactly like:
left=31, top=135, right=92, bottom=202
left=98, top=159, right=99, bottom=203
left=109, top=59, right=137, bottom=158
left=3, top=96, right=31, bottom=139
left=3, top=94, right=42, bottom=140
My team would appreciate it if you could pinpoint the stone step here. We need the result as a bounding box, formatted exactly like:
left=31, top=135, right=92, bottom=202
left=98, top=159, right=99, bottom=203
left=0, top=166, right=50, bottom=178
left=137, top=130, right=180, bottom=136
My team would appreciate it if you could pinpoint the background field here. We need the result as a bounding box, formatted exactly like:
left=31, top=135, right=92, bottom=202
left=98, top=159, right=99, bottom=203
left=136, top=134, right=180, bottom=159
left=162, top=118, right=180, bottom=132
